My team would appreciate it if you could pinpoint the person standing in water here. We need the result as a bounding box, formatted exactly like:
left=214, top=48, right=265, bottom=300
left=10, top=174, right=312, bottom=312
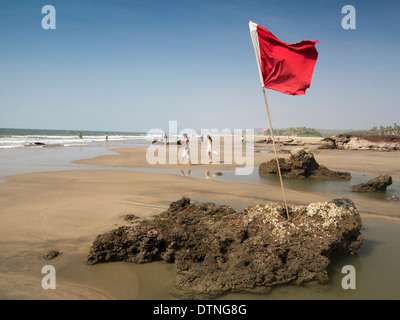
left=179, top=133, right=191, bottom=166
left=78, top=132, right=83, bottom=139
left=105, top=133, right=108, bottom=141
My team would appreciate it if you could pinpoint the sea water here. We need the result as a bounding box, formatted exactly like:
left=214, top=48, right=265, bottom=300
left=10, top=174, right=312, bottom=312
left=0, top=128, right=151, bottom=177
left=0, top=128, right=148, bottom=149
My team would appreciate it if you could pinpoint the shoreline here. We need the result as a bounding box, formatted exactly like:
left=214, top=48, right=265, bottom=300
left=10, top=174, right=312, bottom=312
left=72, top=138, right=400, bottom=179
left=1, top=143, right=399, bottom=222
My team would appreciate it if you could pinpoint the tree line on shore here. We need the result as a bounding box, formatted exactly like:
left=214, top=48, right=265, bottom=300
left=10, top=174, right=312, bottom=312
left=262, top=127, right=322, bottom=137
left=345, top=123, right=400, bottom=136
left=258, top=122, right=400, bottom=137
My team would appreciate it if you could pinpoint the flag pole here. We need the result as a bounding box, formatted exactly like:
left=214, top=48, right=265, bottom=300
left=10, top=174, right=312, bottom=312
left=262, top=87, right=290, bottom=219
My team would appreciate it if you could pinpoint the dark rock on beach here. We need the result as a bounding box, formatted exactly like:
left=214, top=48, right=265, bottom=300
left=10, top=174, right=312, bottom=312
left=255, top=138, right=268, bottom=143
left=259, top=148, right=351, bottom=180
left=43, top=250, right=61, bottom=260
left=166, top=141, right=182, bottom=145
left=123, top=214, right=141, bottom=222
left=87, top=197, right=363, bottom=299
left=350, top=174, right=393, bottom=192
left=281, top=139, right=305, bottom=146
left=318, top=137, right=337, bottom=149
left=25, top=142, right=46, bottom=147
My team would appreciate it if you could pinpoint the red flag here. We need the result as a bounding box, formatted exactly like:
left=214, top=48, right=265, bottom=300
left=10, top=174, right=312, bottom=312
left=249, top=21, right=318, bottom=95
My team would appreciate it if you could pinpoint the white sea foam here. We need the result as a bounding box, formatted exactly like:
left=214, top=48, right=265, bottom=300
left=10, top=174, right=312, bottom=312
left=0, top=132, right=148, bottom=149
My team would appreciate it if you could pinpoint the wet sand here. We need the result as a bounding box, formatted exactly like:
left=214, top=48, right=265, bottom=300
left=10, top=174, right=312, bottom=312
left=73, top=142, right=400, bottom=179
left=0, top=141, right=399, bottom=299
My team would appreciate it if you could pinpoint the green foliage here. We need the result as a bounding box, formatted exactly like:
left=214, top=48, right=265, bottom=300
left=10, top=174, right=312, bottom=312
left=264, top=127, right=322, bottom=137
left=257, top=123, right=400, bottom=138
left=346, top=123, right=400, bottom=135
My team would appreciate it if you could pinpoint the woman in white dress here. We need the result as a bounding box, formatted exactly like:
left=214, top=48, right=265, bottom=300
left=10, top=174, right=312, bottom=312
left=206, top=135, right=212, bottom=164
left=180, top=133, right=192, bottom=166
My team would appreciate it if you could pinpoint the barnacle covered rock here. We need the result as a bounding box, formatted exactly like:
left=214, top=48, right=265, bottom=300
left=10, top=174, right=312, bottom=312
left=87, top=197, right=363, bottom=298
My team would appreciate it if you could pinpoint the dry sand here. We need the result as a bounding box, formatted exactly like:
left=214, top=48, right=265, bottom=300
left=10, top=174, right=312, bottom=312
left=0, top=140, right=399, bottom=299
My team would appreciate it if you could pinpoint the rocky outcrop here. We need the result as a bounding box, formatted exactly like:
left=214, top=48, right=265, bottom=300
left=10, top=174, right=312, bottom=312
left=152, top=140, right=182, bottom=145
left=259, top=148, right=351, bottom=180
left=350, top=174, right=393, bottom=192
left=318, top=137, right=337, bottom=149
left=281, top=139, right=305, bottom=146
left=318, top=134, right=400, bottom=151
left=87, top=197, right=363, bottom=299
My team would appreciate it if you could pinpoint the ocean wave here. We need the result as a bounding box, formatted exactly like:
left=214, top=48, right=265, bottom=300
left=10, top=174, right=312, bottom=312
left=0, top=132, right=149, bottom=150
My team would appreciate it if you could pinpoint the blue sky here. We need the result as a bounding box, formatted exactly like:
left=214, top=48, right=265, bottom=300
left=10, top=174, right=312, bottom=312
left=1, top=0, right=399, bottom=132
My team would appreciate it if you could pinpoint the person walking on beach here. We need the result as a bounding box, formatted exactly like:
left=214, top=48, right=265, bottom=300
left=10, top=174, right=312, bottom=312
left=206, top=135, right=213, bottom=164
left=179, top=133, right=192, bottom=166
left=164, top=133, right=168, bottom=145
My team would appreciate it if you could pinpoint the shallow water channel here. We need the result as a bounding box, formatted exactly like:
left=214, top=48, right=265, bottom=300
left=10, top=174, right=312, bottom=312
left=55, top=198, right=400, bottom=300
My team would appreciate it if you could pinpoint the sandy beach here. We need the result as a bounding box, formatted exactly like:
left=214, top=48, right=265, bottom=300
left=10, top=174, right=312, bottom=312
left=3, top=0, right=400, bottom=302
left=0, top=139, right=399, bottom=299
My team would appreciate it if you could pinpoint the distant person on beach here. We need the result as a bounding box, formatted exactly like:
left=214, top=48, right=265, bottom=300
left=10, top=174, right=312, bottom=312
left=78, top=132, right=83, bottom=139
left=206, top=135, right=213, bottom=164
left=105, top=133, right=108, bottom=141
left=179, top=133, right=191, bottom=166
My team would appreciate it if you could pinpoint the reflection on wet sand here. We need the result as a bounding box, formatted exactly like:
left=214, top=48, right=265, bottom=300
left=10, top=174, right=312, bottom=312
left=180, top=170, right=191, bottom=176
